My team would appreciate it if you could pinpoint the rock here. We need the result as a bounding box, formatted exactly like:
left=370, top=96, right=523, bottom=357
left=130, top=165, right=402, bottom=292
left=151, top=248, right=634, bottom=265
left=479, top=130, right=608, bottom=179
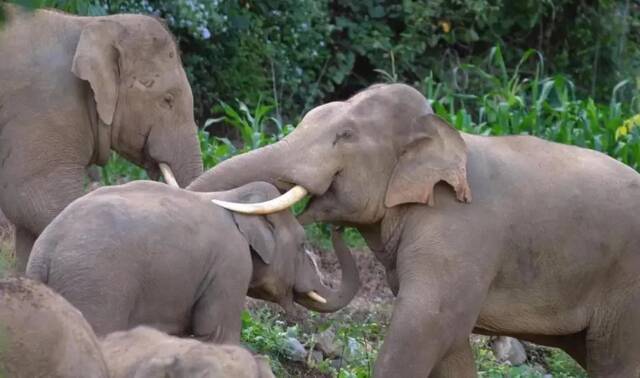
left=87, top=181, right=103, bottom=193
left=284, top=337, right=307, bottom=362
left=315, top=327, right=343, bottom=358
left=86, top=165, right=102, bottom=182
left=309, top=350, right=324, bottom=366
left=330, top=357, right=343, bottom=370
left=491, top=336, right=527, bottom=366
left=531, top=363, right=547, bottom=375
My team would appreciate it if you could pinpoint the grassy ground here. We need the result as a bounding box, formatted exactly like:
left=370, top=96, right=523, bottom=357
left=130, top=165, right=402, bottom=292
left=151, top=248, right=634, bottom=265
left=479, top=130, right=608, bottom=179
left=240, top=304, right=587, bottom=378
left=0, top=226, right=14, bottom=277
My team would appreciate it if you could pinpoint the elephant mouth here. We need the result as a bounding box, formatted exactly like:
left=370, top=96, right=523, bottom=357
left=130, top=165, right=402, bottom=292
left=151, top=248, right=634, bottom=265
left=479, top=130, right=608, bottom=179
left=294, top=177, right=340, bottom=224
left=143, top=159, right=161, bottom=181
left=279, top=169, right=341, bottom=209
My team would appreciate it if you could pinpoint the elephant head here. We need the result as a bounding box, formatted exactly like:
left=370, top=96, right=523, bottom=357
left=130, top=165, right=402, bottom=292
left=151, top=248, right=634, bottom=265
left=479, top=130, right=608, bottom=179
left=189, top=84, right=471, bottom=225
left=100, top=326, right=275, bottom=378
left=212, top=182, right=360, bottom=313
left=72, top=15, right=202, bottom=187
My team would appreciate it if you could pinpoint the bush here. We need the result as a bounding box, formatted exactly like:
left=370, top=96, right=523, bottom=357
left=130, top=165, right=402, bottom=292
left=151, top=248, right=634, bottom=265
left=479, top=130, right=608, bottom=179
left=427, top=46, right=640, bottom=171
left=78, top=0, right=639, bottom=125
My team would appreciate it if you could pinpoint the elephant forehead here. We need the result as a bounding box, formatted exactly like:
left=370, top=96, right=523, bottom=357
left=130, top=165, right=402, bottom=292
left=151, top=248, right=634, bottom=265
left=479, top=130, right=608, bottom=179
left=298, top=84, right=433, bottom=133
left=298, top=102, right=348, bottom=129
left=350, top=83, right=430, bottom=109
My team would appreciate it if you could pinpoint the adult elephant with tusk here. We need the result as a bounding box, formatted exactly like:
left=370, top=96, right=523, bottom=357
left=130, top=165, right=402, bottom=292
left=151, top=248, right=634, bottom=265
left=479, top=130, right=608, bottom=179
left=0, top=5, right=203, bottom=271
left=189, top=83, right=640, bottom=377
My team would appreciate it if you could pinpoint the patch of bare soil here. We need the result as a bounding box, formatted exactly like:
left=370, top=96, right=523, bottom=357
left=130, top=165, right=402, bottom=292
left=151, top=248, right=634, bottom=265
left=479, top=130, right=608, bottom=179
left=245, top=245, right=394, bottom=318
left=314, top=246, right=394, bottom=313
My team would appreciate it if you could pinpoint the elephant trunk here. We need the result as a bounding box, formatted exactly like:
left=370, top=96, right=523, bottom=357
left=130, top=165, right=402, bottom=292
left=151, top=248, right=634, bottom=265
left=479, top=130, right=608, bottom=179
left=296, top=228, right=360, bottom=313
left=149, top=124, right=203, bottom=188
left=188, top=141, right=288, bottom=192
left=170, top=140, right=203, bottom=188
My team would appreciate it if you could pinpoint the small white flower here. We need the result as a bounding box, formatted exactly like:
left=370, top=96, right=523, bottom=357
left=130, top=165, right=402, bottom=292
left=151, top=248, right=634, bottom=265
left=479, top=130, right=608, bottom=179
left=199, top=26, right=211, bottom=39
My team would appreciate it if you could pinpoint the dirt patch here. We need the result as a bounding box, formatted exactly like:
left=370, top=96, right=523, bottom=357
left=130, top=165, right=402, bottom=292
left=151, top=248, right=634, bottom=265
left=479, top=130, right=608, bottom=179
left=279, top=361, right=331, bottom=378
left=314, top=247, right=394, bottom=313
left=245, top=245, right=394, bottom=319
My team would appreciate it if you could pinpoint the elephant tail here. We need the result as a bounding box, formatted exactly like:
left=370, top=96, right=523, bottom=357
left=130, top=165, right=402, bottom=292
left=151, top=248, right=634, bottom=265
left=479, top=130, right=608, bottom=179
left=24, top=246, right=49, bottom=284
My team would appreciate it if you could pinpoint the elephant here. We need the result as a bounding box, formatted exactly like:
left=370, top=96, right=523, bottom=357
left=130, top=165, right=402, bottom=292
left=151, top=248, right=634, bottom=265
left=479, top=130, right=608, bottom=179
left=187, top=83, right=640, bottom=377
left=0, top=5, right=203, bottom=271
left=26, top=180, right=359, bottom=343
left=100, top=326, right=275, bottom=378
left=0, top=277, right=109, bottom=378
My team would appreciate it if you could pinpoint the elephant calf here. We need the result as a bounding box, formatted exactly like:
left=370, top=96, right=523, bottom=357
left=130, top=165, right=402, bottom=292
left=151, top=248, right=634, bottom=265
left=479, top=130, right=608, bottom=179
left=0, top=277, right=109, bottom=378
left=101, top=326, right=275, bottom=378
left=26, top=181, right=359, bottom=343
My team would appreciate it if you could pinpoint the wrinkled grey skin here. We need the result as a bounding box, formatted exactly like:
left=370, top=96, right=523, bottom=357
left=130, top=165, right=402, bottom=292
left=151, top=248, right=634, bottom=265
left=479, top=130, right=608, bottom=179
left=101, top=326, right=274, bottom=378
left=188, top=84, right=640, bottom=377
left=26, top=181, right=359, bottom=343
left=0, top=5, right=203, bottom=271
left=0, top=277, right=109, bottom=378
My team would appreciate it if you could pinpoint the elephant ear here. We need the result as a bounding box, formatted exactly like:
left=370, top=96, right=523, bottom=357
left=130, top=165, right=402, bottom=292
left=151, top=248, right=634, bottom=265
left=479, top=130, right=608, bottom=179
left=71, top=20, right=124, bottom=126
left=385, top=114, right=472, bottom=208
left=232, top=213, right=276, bottom=265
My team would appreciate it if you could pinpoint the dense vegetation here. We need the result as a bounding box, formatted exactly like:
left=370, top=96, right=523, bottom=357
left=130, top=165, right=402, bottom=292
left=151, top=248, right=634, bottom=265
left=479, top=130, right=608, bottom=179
left=3, top=0, right=638, bottom=125
left=1, top=0, right=639, bottom=376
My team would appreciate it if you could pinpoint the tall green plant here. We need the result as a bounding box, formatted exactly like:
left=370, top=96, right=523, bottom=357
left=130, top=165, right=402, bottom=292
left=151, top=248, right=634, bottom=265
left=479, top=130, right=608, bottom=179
left=425, top=47, right=640, bottom=171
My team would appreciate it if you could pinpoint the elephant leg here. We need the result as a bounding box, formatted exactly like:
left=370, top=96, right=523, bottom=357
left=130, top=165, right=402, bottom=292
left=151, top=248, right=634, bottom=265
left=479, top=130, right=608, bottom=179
left=15, top=226, right=36, bottom=272
left=373, top=244, right=491, bottom=377
left=585, top=294, right=640, bottom=377
left=10, top=163, right=86, bottom=272
left=191, top=257, right=251, bottom=344
left=429, top=341, right=477, bottom=378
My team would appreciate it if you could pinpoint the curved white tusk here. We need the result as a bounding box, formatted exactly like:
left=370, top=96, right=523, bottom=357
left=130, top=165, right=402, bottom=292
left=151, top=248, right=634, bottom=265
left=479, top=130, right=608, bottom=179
left=211, top=185, right=308, bottom=215
left=159, top=163, right=179, bottom=188
left=306, top=291, right=327, bottom=304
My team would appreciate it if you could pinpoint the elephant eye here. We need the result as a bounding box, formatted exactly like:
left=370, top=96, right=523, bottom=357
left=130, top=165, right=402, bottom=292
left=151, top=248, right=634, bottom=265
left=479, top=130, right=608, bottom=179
left=333, top=129, right=355, bottom=146
left=141, top=79, right=155, bottom=88
left=162, top=93, right=174, bottom=109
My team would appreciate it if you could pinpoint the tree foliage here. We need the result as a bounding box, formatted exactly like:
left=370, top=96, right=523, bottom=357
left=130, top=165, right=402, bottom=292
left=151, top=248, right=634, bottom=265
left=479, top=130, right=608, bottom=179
left=2, top=0, right=638, bottom=126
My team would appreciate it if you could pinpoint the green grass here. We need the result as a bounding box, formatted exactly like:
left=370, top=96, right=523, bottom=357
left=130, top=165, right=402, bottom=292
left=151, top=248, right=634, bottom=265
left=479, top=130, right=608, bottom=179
left=240, top=310, right=291, bottom=376
left=241, top=309, right=386, bottom=378
left=0, top=227, right=14, bottom=278
left=422, top=46, right=640, bottom=171
left=242, top=307, right=586, bottom=378
left=472, top=338, right=586, bottom=378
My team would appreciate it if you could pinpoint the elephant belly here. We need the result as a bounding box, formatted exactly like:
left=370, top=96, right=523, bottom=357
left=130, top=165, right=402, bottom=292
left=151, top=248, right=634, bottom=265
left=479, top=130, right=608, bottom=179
left=126, top=282, right=200, bottom=337
left=475, top=295, right=591, bottom=337
left=474, top=221, right=634, bottom=338
left=128, top=306, right=192, bottom=337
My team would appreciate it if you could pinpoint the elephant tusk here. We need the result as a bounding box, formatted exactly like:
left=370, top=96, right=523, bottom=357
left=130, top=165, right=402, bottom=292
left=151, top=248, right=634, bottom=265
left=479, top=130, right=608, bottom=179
left=306, top=291, right=327, bottom=304
left=211, top=185, right=308, bottom=215
left=159, top=163, right=179, bottom=188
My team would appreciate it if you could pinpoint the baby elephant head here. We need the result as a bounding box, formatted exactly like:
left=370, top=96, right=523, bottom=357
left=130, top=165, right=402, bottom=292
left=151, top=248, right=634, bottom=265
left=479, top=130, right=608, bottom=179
left=101, top=326, right=274, bottom=378
left=218, top=182, right=360, bottom=313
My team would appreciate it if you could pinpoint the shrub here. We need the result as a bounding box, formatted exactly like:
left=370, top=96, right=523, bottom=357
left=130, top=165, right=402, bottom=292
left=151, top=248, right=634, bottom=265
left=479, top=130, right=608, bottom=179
left=82, top=0, right=639, bottom=124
